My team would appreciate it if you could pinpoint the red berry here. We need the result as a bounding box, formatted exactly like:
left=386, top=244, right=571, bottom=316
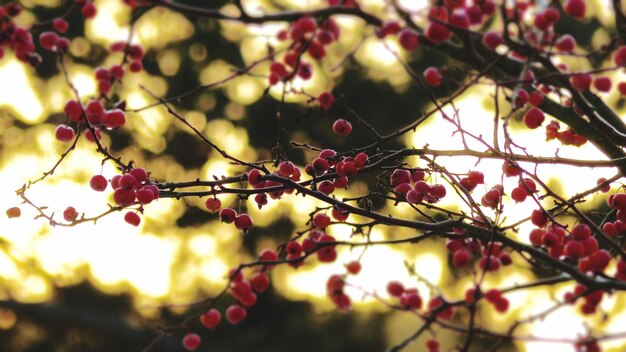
left=124, top=212, right=141, bottom=226
left=564, top=240, right=585, bottom=258
left=616, top=82, right=626, bottom=96
left=90, top=175, right=108, bottom=192
left=286, top=241, right=302, bottom=256
left=494, top=297, right=510, bottom=313
left=354, top=152, right=368, bottom=168
left=333, top=175, right=352, bottom=188
left=543, top=7, right=560, bottom=22
left=250, top=272, right=270, bottom=292
left=425, top=338, right=440, bottom=350
left=572, top=223, right=591, bottom=240
left=531, top=210, right=548, bottom=227
left=484, top=288, right=502, bottom=303
left=225, top=304, right=247, bottom=324
left=597, top=178, right=611, bottom=193
left=318, top=92, right=334, bottom=111
left=390, top=169, right=411, bottom=187
left=590, top=250, right=610, bottom=271
left=593, top=77, right=612, bottom=92
left=459, top=177, right=476, bottom=192
left=81, top=2, right=97, bottom=19
left=465, top=171, right=484, bottom=185
left=39, top=32, right=58, bottom=51
left=331, top=292, right=351, bottom=312
left=307, top=41, right=326, bottom=59
left=53, top=18, right=69, bottom=33
left=582, top=236, right=598, bottom=255
left=277, top=161, right=295, bottom=177
left=482, top=31, right=503, bottom=49
left=58, top=38, right=70, bottom=53
left=85, top=100, right=105, bottom=125
left=524, top=108, right=545, bottom=129
left=129, top=168, right=148, bottom=183
left=467, top=5, right=483, bottom=24
left=481, top=188, right=501, bottom=208
left=297, top=63, right=313, bottom=80
left=346, top=260, right=361, bottom=274
left=317, top=245, right=337, bottom=263
left=449, top=10, right=469, bottom=28
left=400, top=291, right=423, bottom=309
left=259, top=249, right=279, bottom=263
left=502, top=161, right=522, bottom=177
left=465, top=287, right=478, bottom=303
left=219, top=208, right=237, bottom=223
left=129, top=60, right=143, bottom=72
left=109, top=65, right=125, bottom=80
left=510, top=187, right=527, bottom=202
left=129, top=45, right=144, bottom=60
left=423, top=67, right=442, bottom=87
left=398, top=28, right=419, bottom=51
left=119, top=174, right=139, bottom=189
left=55, top=124, right=75, bottom=142
left=529, top=92, right=544, bottom=106
left=499, top=252, right=513, bottom=266
left=614, top=46, right=626, bottom=66
left=205, top=197, right=221, bottom=212
left=63, top=206, right=78, bottom=221
left=514, top=88, right=529, bottom=107
left=555, top=34, right=576, bottom=52
left=453, top=249, right=472, bottom=267
left=313, top=213, right=331, bottom=228
left=332, top=119, right=352, bottom=136
left=564, top=0, right=585, bottom=19
left=318, top=180, right=334, bottom=195
left=312, top=158, right=329, bottom=174
left=6, top=207, right=21, bottom=218
left=377, top=21, right=402, bottom=38
left=296, top=16, right=317, bottom=33
left=65, top=100, right=83, bottom=122
left=95, top=67, right=110, bottom=81
left=428, top=296, right=454, bottom=319
left=425, top=22, right=451, bottom=45
left=136, top=187, right=155, bottom=204
left=570, top=74, right=592, bottom=92
left=603, top=222, right=618, bottom=237
left=479, top=255, right=501, bottom=271
left=200, top=308, right=221, bottom=329
left=103, top=109, right=126, bottom=128
left=234, top=213, right=253, bottom=230
left=182, top=333, right=201, bottom=351
left=331, top=206, right=349, bottom=221
left=387, top=281, right=405, bottom=297
left=429, top=184, right=446, bottom=199
left=113, top=188, right=136, bottom=206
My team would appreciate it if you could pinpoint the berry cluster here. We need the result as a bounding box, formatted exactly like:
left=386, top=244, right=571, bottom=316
left=390, top=168, right=446, bottom=204
left=180, top=255, right=277, bottom=350
left=326, top=274, right=351, bottom=312
left=386, top=280, right=423, bottom=311
left=56, top=99, right=127, bottom=143
left=269, top=16, right=340, bottom=85
left=447, top=238, right=512, bottom=271
left=545, top=121, right=587, bottom=147
left=465, top=287, right=510, bottom=313
left=109, top=168, right=158, bottom=225
left=218, top=208, right=253, bottom=232
left=0, top=4, right=41, bottom=66
left=564, top=284, right=604, bottom=315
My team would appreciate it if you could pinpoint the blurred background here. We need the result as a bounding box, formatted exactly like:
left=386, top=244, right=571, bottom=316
left=1, top=0, right=626, bottom=351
